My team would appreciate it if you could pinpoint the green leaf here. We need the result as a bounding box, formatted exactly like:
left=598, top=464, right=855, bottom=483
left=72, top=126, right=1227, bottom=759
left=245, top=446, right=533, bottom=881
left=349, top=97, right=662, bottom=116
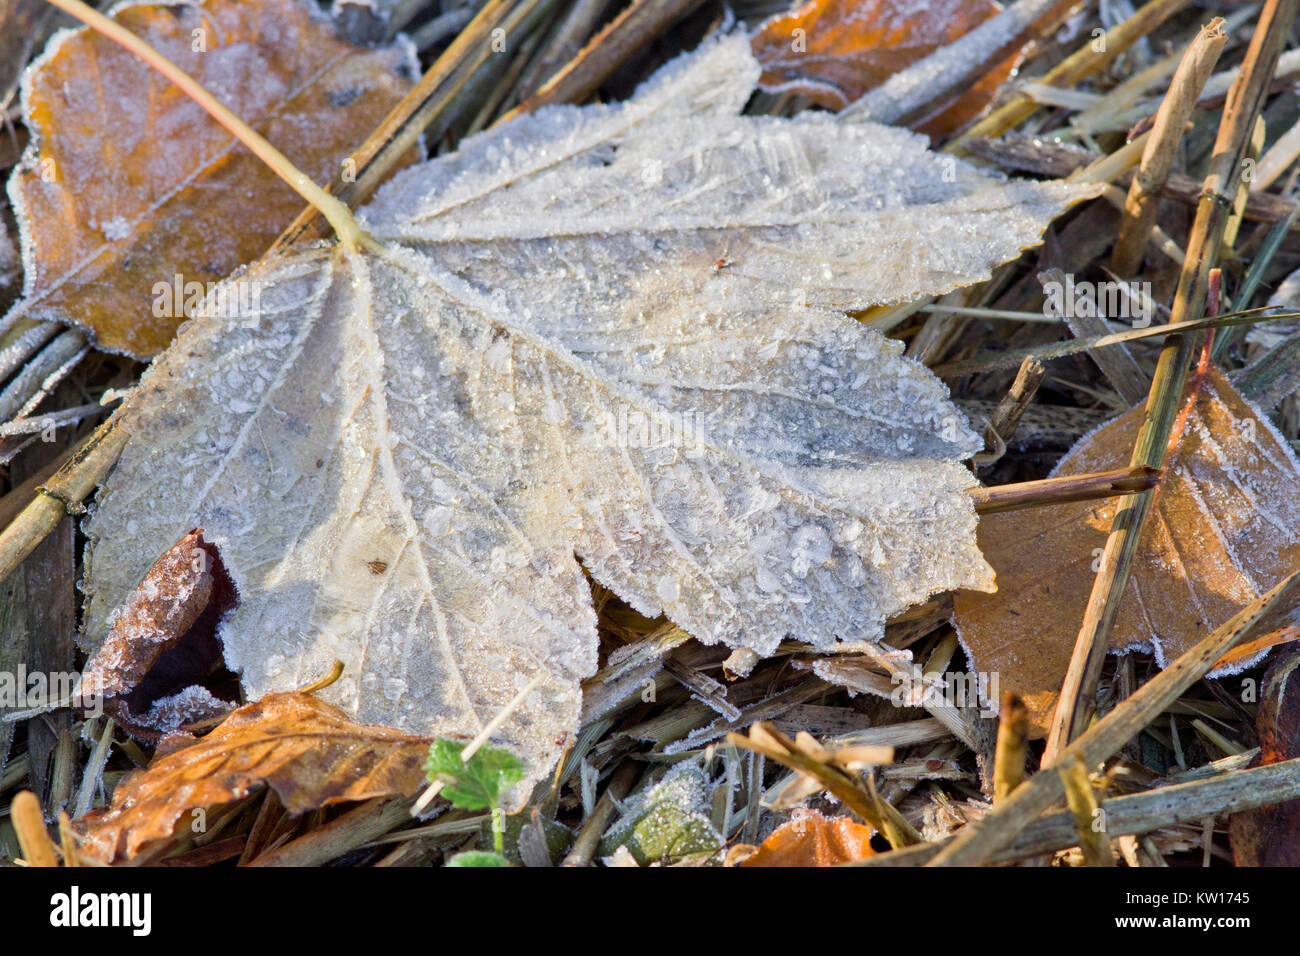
left=445, top=851, right=509, bottom=867
left=425, top=738, right=524, bottom=811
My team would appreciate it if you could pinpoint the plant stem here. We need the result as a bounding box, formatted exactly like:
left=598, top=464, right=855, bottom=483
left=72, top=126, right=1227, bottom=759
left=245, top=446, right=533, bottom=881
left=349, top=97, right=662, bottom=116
left=0, top=419, right=126, bottom=587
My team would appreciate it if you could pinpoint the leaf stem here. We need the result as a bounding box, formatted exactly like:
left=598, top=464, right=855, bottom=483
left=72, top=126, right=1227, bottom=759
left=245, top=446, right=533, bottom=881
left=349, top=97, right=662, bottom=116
left=39, top=0, right=369, bottom=252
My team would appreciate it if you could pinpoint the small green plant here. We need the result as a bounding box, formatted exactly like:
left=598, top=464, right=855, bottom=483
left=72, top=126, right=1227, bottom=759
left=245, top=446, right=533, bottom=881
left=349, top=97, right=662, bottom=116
left=425, top=737, right=524, bottom=860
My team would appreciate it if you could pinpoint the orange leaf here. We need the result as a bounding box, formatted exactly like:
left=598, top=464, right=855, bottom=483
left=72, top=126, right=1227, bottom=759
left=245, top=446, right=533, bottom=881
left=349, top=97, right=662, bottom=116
left=740, top=809, right=876, bottom=866
left=954, top=368, right=1300, bottom=733
left=750, top=0, right=1017, bottom=136
left=10, top=0, right=414, bottom=358
left=74, top=692, right=432, bottom=863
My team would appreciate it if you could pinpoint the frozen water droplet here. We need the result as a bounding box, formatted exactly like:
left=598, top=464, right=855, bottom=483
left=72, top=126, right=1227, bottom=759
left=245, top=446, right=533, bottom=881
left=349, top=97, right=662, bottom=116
left=790, top=524, right=832, bottom=579
left=755, top=566, right=781, bottom=593
left=656, top=574, right=680, bottom=605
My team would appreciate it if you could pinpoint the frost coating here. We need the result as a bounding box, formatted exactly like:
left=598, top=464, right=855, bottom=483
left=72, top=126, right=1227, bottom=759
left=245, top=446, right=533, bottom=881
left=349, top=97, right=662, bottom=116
left=83, top=34, right=1096, bottom=803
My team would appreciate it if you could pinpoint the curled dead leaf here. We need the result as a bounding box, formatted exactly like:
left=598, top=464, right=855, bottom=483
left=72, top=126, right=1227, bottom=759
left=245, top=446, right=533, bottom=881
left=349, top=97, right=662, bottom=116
left=80, top=528, right=236, bottom=734
left=74, top=692, right=433, bottom=863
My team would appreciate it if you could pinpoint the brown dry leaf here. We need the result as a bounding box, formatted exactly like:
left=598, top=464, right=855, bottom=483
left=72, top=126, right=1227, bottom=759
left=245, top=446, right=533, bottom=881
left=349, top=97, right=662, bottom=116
left=750, top=0, right=1017, bottom=137
left=1230, top=646, right=1300, bottom=866
left=74, top=692, right=432, bottom=863
left=81, top=529, right=234, bottom=730
left=954, top=367, right=1300, bottom=732
left=739, top=809, right=875, bottom=866
left=8, top=0, right=414, bottom=358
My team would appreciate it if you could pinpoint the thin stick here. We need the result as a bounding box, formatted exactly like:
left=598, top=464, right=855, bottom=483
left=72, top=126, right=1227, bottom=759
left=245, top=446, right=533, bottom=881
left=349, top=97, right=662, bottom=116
left=1112, top=21, right=1228, bottom=276
left=933, top=307, right=1300, bottom=377
left=11, top=790, right=59, bottom=867
left=1044, top=0, right=1299, bottom=763
left=993, top=693, right=1028, bottom=804
left=39, top=0, right=368, bottom=252
left=977, top=358, right=1044, bottom=471
left=561, top=762, right=639, bottom=866
left=0, top=419, right=125, bottom=587
left=929, top=568, right=1300, bottom=866
left=1060, top=755, right=1115, bottom=865
left=969, top=465, right=1160, bottom=514
left=411, top=672, right=546, bottom=816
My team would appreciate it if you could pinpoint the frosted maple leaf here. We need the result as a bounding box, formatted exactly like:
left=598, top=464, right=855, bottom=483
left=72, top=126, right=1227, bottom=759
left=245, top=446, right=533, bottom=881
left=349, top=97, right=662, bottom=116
left=81, top=33, right=1098, bottom=800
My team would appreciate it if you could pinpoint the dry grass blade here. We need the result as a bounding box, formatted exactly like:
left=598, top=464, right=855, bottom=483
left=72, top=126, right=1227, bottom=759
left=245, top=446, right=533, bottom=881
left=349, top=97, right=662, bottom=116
left=1112, top=20, right=1227, bottom=276
left=0, top=418, right=125, bottom=586
left=931, top=307, right=1299, bottom=377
